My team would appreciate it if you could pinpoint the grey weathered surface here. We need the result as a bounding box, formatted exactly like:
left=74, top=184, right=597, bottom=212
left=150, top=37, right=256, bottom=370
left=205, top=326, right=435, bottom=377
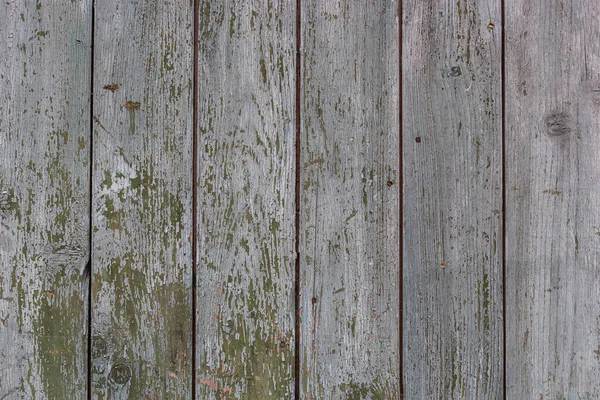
left=402, top=0, right=503, bottom=397
left=196, top=1, right=296, bottom=398
left=91, top=1, right=193, bottom=398
left=299, top=1, right=400, bottom=398
left=505, top=2, right=600, bottom=398
left=0, top=1, right=91, bottom=398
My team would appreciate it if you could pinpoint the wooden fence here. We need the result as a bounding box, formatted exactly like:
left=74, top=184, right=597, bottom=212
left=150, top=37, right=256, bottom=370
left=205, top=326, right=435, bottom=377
left=1, top=1, right=599, bottom=399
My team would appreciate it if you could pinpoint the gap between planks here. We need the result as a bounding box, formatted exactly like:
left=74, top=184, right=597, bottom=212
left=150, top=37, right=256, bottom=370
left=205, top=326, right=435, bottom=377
left=294, top=0, right=302, bottom=399
left=191, top=0, right=200, bottom=397
left=500, top=0, right=507, bottom=397
left=87, top=0, right=96, bottom=398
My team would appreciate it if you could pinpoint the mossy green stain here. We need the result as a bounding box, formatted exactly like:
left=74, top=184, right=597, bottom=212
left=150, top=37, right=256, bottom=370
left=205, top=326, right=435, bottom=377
left=95, top=253, right=192, bottom=398
left=102, top=198, right=124, bottom=231
left=270, top=218, right=279, bottom=234
left=201, top=279, right=294, bottom=398
left=101, top=170, right=112, bottom=189
left=128, top=110, right=136, bottom=135
left=36, top=277, right=85, bottom=398
left=338, top=379, right=390, bottom=400
left=229, top=11, right=236, bottom=37
left=240, top=238, right=250, bottom=254
left=78, top=137, right=86, bottom=152
left=482, top=273, right=490, bottom=330
left=259, top=59, right=267, bottom=84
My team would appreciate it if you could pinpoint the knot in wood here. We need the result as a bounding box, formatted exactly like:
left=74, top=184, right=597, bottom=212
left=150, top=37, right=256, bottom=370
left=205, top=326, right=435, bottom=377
left=544, top=111, right=571, bottom=137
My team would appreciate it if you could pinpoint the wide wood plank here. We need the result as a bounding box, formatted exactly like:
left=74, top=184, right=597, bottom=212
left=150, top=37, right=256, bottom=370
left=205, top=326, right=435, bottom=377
left=402, top=0, right=503, bottom=397
left=196, top=1, right=296, bottom=398
left=505, top=2, right=600, bottom=398
left=0, top=2, right=91, bottom=398
left=299, top=2, right=400, bottom=398
left=91, top=1, right=193, bottom=398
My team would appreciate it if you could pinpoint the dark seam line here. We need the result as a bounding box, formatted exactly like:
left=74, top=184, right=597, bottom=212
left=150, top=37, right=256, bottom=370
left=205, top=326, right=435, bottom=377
left=500, top=0, right=507, bottom=398
left=398, top=0, right=404, bottom=398
left=87, top=0, right=95, bottom=398
left=192, top=0, right=199, bottom=397
left=294, top=0, right=302, bottom=399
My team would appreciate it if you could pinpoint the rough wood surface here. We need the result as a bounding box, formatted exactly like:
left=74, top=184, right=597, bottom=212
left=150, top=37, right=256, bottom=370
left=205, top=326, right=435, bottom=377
left=505, top=2, right=600, bottom=398
left=196, top=1, right=296, bottom=398
left=90, top=1, right=193, bottom=398
left=0, top=1, right=91, bottom=398
left=402, top=0, right=503, bottom=397
left=299, top=2, right=400, bottom=398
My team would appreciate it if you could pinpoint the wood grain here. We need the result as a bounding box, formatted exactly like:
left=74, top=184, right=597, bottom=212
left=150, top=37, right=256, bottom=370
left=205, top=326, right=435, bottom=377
left=0, top=1, right=91, bottom=398
left=91, top=1, right=193, bottom=398
left=299, top=1, right=400, bottom=398
left=402, top=0, right=503, bottom=397
left=196, top=1, right=296, bottom=398
left=505, top=2, right=600, bottom=398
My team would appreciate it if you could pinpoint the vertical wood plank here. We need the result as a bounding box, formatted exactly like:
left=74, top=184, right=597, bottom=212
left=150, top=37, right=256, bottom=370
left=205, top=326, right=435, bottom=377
left=91, top=1, right=193, bottom=398
left=196, top=1, right=296, bottom=398
left=402, top=0, right=503, bottom=397
left=0, top=1, right=91, bottom=398
left=506, top=2, right=600, bottom=398
left=299, top=2, right=400, bottom=398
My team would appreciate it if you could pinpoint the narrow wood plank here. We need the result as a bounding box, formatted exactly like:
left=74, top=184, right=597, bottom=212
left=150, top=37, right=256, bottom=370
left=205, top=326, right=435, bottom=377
left=506, top=2, right=600, bottom=398
left=0, top=2, right=91, bottom=398
left=196, top=1, right=296, bottom=398
left=299, top=2, right=400, bottom=398
left=402, top=0, right=503, bottom=397
left=91, top=1, right=193, bottom=398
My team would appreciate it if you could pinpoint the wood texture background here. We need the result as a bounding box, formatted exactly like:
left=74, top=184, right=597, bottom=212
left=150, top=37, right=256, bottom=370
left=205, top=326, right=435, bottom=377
left=91, top=0, right=193, bottom=398
left=505, top=1, right=600, bottom=398
left=196, top=1, right=296, bottom=398
left=1, top=0, right=600, bottom=399
left=402, top=0, right=503, bottom=398
left=299, top=1, right=400, bottom=398
left=0, top=2, right=91, bottom=398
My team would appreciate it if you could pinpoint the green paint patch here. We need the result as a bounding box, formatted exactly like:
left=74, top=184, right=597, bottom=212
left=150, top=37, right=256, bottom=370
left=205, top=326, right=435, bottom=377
left=200, top=314, right=293, bottom=398
left=259, top=59, right=267, bottom=84
left=123, top=101, right=141, bottom=111
left=345, top=209, right=357, bottom=224
left=102, top=198, right=125, bottom=231
left=240, top=238, right=250, bottom=254
left=35, top=277, right=86, bottom=398
left=229, top=10, right=236, bottom=37
left=103, top=83, right=121, bottom=92
left=95, top=254, right=192, bottom=399
left=78, top=137, right=86, bottom=152
left=101, top=170, right=112, bottom=189
left=543, top=189, right=562, bottom=195
left=481, top=273, right=490, bottom=330
left=338, top=378, right=390, bottom=400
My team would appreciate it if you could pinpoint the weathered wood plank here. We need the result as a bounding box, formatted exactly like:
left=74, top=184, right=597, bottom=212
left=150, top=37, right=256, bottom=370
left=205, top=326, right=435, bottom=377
left=0, top=1, right=91, bottom=398
left=196, top=1, right=296, bottom=398
left=505, top=2, right=600, bottom=398
left=299, top=2, right=400, bottom=398
left=91, top=1, right=193, bottom=398
left=402, top=0, right=503, bottom=397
